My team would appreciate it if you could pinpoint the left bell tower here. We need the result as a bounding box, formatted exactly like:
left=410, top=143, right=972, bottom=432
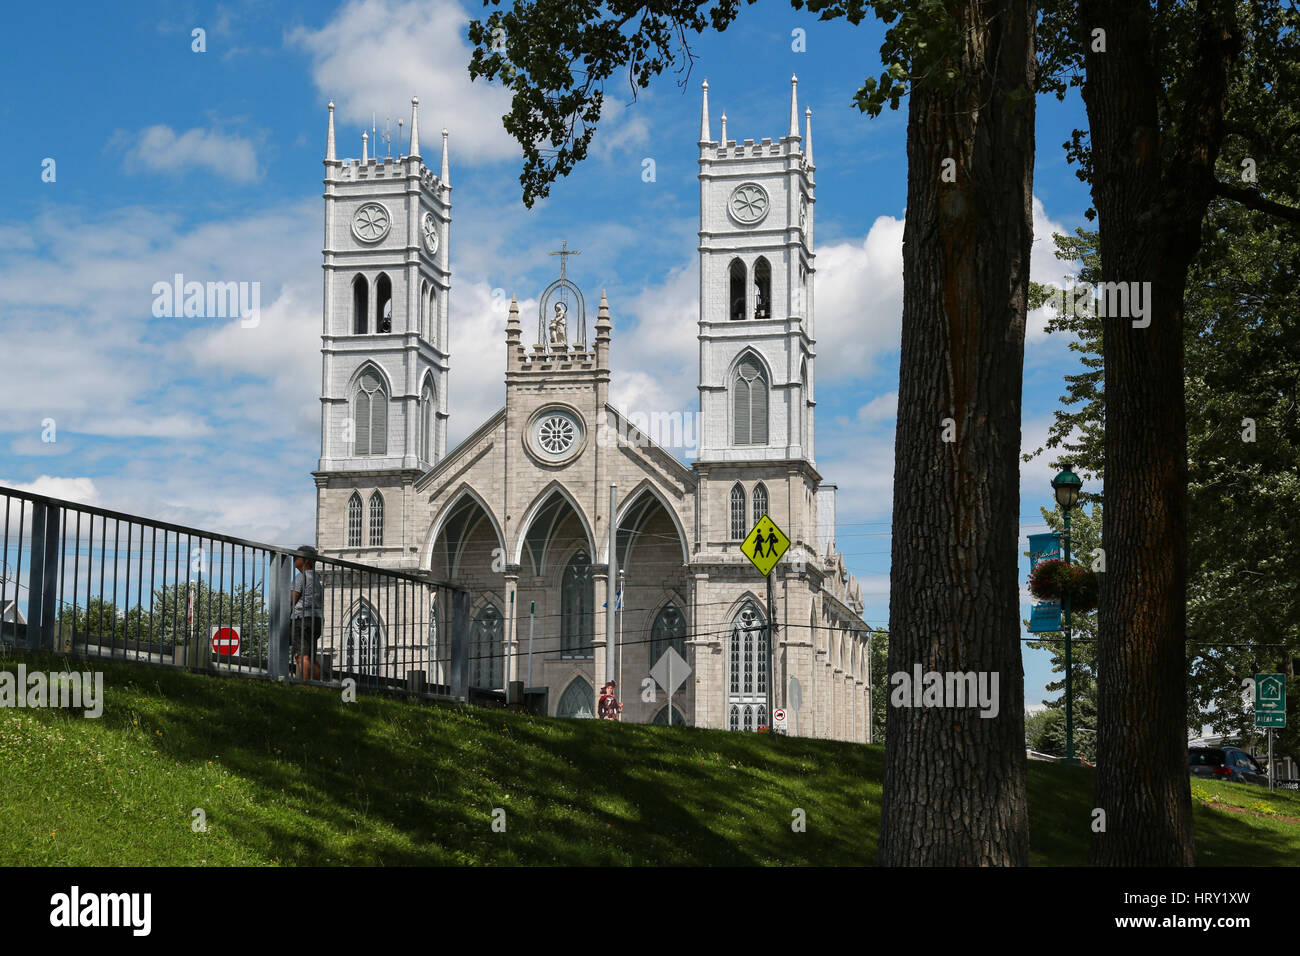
left=314, top=97, right=451, bottom=568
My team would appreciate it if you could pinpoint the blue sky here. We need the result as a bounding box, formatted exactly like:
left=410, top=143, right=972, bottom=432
left=0, top=0, right=1099, bottom=710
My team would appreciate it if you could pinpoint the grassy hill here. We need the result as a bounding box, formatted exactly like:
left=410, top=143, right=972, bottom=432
left=1, top=651, right=1296, bottom=865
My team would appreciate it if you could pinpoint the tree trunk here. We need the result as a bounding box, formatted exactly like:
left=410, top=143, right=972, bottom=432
left=879, top=0, right=1036, bottom=866
left=1079, top=0, right=1237, bottom=866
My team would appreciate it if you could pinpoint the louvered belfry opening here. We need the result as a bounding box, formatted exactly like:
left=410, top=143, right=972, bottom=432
left=375, top=273, right=392, bottom=333
left=729, top=258, right=746, bottom=320
left=752, top=257, right=771, bottom=319
left=732, top=358, right=768, bottom=445
left=354, top=368, right=387, bottom=456
left=352, top=274, right=368, bottom=334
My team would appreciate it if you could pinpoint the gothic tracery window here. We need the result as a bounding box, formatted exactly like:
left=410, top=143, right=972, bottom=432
left=729, top=484, right=746, bottom=540
left=368, top=491, right=384, bottom=546
left=344, top=604, right=382, bottom=675
left=727, top=602, right=767, bottom=732
left=752, top=482, right=768, bottom=526
left=561, top=550, right=594, bottom=659
left=471, top=604, right=504, bottom=689
left=650, top=603, right=686, bottom=667
left=347, top=492, right=362, bottom=548
left=557, top=677, right=594, bottom=718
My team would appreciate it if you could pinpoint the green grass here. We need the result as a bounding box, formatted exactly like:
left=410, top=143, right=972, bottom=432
left=1, top=651, right=1297, bottom=865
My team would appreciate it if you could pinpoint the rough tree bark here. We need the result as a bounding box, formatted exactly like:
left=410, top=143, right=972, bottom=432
left=1079, top=0, right=1238, bottom=866
left=879, top=0, right=1036, bottom=866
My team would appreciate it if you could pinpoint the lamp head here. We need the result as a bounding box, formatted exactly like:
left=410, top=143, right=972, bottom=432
left=1051, top=465, right=1084, bottom=512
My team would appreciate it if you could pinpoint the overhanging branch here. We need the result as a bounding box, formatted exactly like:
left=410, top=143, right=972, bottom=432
left=1214, top=180, right=1300, bottom=224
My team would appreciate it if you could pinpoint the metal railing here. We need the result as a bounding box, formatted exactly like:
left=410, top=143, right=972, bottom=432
left=0, top=485, right=473, bottom=699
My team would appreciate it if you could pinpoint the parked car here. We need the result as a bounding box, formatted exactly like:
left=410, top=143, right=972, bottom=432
left=1189, top=746, right=1270, bottom=786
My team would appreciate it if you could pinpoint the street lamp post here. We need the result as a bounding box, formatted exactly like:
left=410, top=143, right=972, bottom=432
left=1051, top=464, right=1084, bottom=764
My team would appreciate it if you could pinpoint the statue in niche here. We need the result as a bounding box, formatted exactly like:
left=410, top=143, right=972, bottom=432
left=549, top=301, right=569, bottom=348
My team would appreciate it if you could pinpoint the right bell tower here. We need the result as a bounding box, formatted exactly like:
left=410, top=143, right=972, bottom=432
left=696, top=75, right=816, bottom=465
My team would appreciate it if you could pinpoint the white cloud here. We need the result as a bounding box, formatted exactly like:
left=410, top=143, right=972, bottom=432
left=1028, top=195, right=1079, bottom=345
left=855, top=391, right=897, bottom=424
left=288, top=0, right=518, bottom=163
left=0, top=475, right=101, bottom=507
left=121, top=125, right=260, bottom=182
left=612, top=261, right=700, bottom=419
left=813, top=214, right=905, bottom=383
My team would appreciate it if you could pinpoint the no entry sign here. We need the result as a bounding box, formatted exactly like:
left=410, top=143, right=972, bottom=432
left=210, top=626, right=241, bottom=656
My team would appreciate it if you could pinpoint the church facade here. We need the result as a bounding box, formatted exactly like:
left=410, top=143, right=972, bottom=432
left=312, top=81, right=873, bottom=741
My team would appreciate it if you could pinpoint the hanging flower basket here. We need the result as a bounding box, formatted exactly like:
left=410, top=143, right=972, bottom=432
left=1029, top=559, right=1099, bottom=614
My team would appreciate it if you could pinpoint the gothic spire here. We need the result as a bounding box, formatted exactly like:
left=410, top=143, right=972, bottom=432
left=700, top=80, right=711, bottom=143
left=440, top=128, right=450, bottom=185
left=362, top=130, right=369, bottom=163
left=805, top=107, right=814, bottom=167
left=789, top=75, right=799, bottom=139
left=326, top=101, right=336, bottom=162
left=409, top=96, right=421, bottom=159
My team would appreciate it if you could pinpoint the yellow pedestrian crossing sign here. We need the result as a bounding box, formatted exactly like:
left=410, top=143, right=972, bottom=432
left=741, top=514, right=790, bottom=577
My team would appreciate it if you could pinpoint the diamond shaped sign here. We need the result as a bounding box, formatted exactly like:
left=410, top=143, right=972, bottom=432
left=650, top=646, right=690, bottom=696
left=741, top=514, right=790, bottom=577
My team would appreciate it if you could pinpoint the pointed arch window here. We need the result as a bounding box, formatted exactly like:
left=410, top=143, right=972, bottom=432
left=471, top=604, right=504, bottom=689
left=652, top=705, right=687, bottom=726
left=354, top=369, right=388, bottom=456
left=419, top=280, right=428, bottom=340
left=368, top=491, right=384, bottom=546
left=426, top=286, right=437, bottom=344
left=347, top=492, right=363, bottom=548
left=650, top=603, right=686, bottom=668
left=729, top=484, right=746, bottom=540
left=752, top=483, right=768, bottom=526
left=732, top=359, right=768, bottom=446
left=376, top=273, right=392, bottom=333
left=753, top=257, right=771, bottom=319
left=729, top=259, right=746, bottom=321
left=557, top=677, right=594, bottom=718
left=561, top=550, right=594, bottom=659
left=352, top=275, right=369, bottom=334
left=419, top=380, right=436, bottom=463
left=727, top=602, right=767, bottom=732
left=801, top=358, right=811, bottom=451
left=344, top=605, right=382, bottom=675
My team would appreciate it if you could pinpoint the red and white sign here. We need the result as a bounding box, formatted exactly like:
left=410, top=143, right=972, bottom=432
left=774, top=709, right=787, bottom=725
left=210, top=626, right=241, bottom=656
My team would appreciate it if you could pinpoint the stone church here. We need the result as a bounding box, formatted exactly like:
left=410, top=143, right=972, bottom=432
left=311, top=80, right=872, bottom=741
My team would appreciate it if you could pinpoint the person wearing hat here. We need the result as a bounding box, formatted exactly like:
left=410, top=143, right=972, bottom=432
left=598, top=680, right=623, bottom=720
left=289, top=545, right=324, bottom=679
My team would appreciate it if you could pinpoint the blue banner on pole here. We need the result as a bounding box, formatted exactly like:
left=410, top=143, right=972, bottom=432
left=1027, top=532, right=1062, bottom=633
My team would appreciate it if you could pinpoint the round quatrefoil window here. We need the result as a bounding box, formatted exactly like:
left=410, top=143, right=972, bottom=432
left=529, top=408, right=584, bottom=462
left=352, top=202, right=392, bottom=243
left=728, top=183, right=769, bottom=225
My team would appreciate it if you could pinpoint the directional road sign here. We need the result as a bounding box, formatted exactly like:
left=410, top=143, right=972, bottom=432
left=1255, top=672, right=1287, bottom=729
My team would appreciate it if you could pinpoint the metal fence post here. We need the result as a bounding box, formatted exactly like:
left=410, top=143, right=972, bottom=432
left=451, top=587, right=469, bottom=700
left=25, top=500, right=45, bottom=651
left=25, top=501, right=59, bottom=652
left=267, top=553, right=292, bottom=678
